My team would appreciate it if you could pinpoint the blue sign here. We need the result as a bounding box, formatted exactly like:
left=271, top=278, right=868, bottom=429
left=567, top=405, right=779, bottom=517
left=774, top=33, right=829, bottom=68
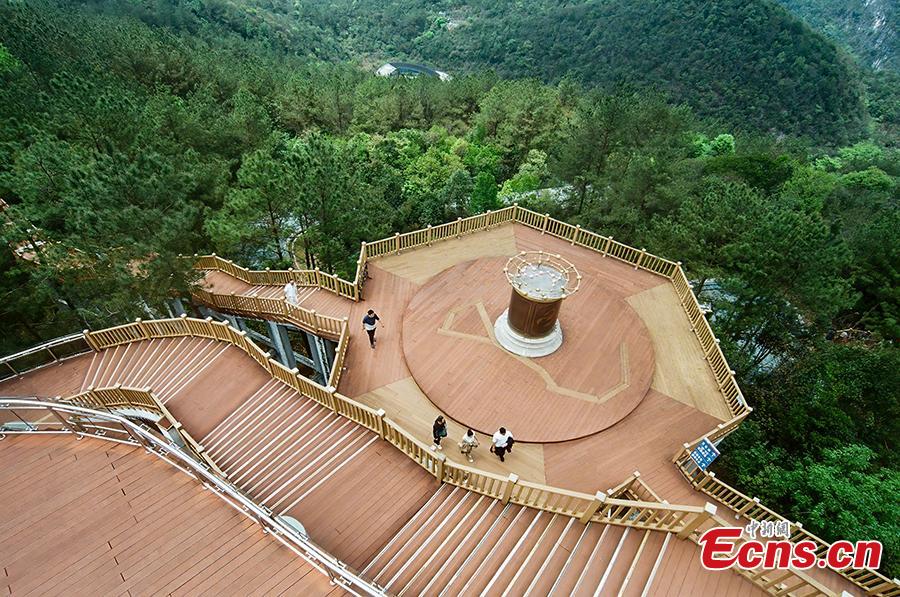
left=690, top=438, right=720, bottom=470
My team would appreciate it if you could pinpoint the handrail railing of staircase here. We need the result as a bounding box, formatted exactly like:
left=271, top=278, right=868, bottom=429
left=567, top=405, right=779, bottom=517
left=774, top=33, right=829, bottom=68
left=0, top=398, right=385, bottom=597
left=60, top=385, right=226, bottom=478
left=327, top=319, right=350, bottom=390
left=674, top=446, right=900, bottom=597
left=191, top=288, right=345, bottom=340
left=0, top=332, right=91, bottom=381
left=74, top=315, right=720, bottom=538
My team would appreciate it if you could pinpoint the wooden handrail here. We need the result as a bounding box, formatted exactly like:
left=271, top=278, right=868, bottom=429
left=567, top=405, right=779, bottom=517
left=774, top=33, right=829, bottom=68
left=190, top=289, right=345, bottom=340
left=60, top=384, right=226, bottom=475
left=675, top=448, right=900, bottom=596
left=327, top=318, right=351, bottom=389
left=190, top=254, right=359, bottom=301
left=76, top=316, right=717, bottom=537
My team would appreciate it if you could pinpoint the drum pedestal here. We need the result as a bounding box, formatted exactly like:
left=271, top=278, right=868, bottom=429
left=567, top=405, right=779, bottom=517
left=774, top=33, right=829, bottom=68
left=494, top=309, right=563, bottom=357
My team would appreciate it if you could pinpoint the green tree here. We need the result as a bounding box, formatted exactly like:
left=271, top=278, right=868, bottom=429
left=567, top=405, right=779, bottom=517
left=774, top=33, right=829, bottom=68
left=469, top=171, right=499, bottom=214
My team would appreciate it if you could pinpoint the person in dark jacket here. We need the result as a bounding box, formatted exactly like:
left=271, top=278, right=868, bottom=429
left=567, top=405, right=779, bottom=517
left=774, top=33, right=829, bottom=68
left=362, top=310, right=380, bottom=348
left=431, top=416, right=447, bottom=451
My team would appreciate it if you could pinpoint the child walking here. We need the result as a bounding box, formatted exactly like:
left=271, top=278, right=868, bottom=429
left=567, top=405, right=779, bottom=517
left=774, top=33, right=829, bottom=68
left=458, top=429, right=479, bottom=463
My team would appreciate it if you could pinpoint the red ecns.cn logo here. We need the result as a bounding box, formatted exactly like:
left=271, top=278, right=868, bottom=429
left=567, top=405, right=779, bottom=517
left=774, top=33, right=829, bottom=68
left=698, top=527, right=882, bottom=571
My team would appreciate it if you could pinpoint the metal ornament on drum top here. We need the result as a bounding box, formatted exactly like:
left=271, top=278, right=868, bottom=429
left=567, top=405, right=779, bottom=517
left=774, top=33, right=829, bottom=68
left=504, top=251, right=581, bottom=302
left=499, top=251, right=582, bottom=346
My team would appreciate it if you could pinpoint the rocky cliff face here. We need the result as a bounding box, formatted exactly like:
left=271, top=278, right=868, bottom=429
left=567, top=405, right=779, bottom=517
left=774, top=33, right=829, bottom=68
left=777, top=0, right=897, bottom=71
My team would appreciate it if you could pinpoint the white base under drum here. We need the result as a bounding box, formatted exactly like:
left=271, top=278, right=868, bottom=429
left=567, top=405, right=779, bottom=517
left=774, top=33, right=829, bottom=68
left=493, top=309, right=563, bottom=357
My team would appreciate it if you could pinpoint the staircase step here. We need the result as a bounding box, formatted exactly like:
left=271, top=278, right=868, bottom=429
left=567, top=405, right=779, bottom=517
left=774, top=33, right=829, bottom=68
left=362, top=484, right=456, bottom=578
left=619, top=532, right=668, bottom=597
left=522, top=518, right=585, bottom=596
left=500, top=514, right=571, bottom=596
left=405, top=497, right=502, bottom=596
left=478, top=510, right=555, bottom=596
left=371, top=486, right=468, bottom=584
left=576, top=527, right=643, bottom=597
left=385, top=492, right=485, bottom=592
left=439, top=504, right=523, bottom=597
left=547, top=523, right=610, bottom=596
left=456, top=506, right=543, bottom=595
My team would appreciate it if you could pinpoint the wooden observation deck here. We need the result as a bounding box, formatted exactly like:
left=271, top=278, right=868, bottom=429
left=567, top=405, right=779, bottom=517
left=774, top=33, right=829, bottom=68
left=1, top=207, right=891, bottom=596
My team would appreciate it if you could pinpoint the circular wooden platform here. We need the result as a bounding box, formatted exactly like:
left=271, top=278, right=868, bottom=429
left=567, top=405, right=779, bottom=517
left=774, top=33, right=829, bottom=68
left=401, top=256, right=655, bottom=443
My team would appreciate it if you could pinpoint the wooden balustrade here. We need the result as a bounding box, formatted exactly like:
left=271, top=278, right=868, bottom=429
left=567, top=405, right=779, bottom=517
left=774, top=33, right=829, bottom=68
left=190, top=288, right=344, bottom=340
left=327, top=319, right=350, bottom=389
left=77, top=316, right=720, bottom=538
left=675, top=448, right=900, bottom=596
left=60, top=384, right=226, bottom=475
left=191, top=254, right=358, bottom=301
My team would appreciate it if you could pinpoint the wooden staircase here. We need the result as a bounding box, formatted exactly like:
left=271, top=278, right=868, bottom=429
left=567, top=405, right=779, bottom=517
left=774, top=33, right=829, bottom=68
left=80, top=337, right=229, bottom=404
left=199, top=377, right=378, bottom=515
left=360, top=484, right=678, bottom=597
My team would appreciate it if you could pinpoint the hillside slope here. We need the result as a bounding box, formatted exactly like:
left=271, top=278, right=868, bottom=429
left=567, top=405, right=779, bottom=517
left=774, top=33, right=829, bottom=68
left=775, top=0, right=897, bottom=72
left=306, top=0, right=867, bottom=143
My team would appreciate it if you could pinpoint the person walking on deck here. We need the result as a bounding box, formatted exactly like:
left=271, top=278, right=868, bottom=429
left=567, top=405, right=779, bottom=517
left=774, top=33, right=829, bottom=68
left=283, top=281, right=298, bottom=304
left=491, top=427, right=515, bottom=462
left=362, top=309, right=380, bottom=348
left=431, top=416, right=447, bottom=450
left=459, top=429, right=479, bottom=463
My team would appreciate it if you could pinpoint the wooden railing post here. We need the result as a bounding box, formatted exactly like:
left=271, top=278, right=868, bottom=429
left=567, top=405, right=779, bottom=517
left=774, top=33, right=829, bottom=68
left=394, top=232, right=401, bottom=255
left=135, top=318, right=149, bottom=339
left=314, top=268, right=321, bottom=288
left=82, top=329, right=100, bottom=351
left=696, top=470, right=716, bottom=491
left=602, top=236, right=613, bottom=256
left=512, top=203, right=519, bottom=222
left=455, top=217, right=462, bottom=238
left=541, top=213, right=549, bottom=234
left=485, top=210, right=492, bottom=229
left=434, top=452, right=446, bottom=481
left=579, top=491, right=607, bottom=523
left=325, top=385, right=337, bottom=412
left=571, top=224, right=581, bottom=245
left=426, top=224, right=433, bottom=246
left=736, top=497, right=760, bottom=519
left=374, top=408, right=386, bottom=440
left=501, top=473, right=519, bottom=504
left=636, top=249, right=646, bottom=270
left=676, top=502, right=717, bottom=539
left=310, top=310, right=319, bottom=335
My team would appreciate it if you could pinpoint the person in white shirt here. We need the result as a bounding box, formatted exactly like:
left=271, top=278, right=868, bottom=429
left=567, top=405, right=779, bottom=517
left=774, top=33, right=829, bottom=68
left=491, top=427, right=514, bottom=462
left=458, top=429, right=479, bottom=463
left=283, top=281, right=298, bottom=304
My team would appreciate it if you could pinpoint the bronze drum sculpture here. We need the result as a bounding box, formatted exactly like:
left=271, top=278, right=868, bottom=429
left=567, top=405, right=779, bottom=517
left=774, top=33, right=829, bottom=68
left=494, top=251, right=581, bottom=357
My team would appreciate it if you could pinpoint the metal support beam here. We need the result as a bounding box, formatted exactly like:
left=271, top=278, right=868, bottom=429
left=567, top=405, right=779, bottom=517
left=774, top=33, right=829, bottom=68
left=171, top=298, right=187, bottom=317
left=267, top=321, right=296, bottom=370
left=305, top=331, right=329, bottom=382
left=323, top=338, right=336, bottom=365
